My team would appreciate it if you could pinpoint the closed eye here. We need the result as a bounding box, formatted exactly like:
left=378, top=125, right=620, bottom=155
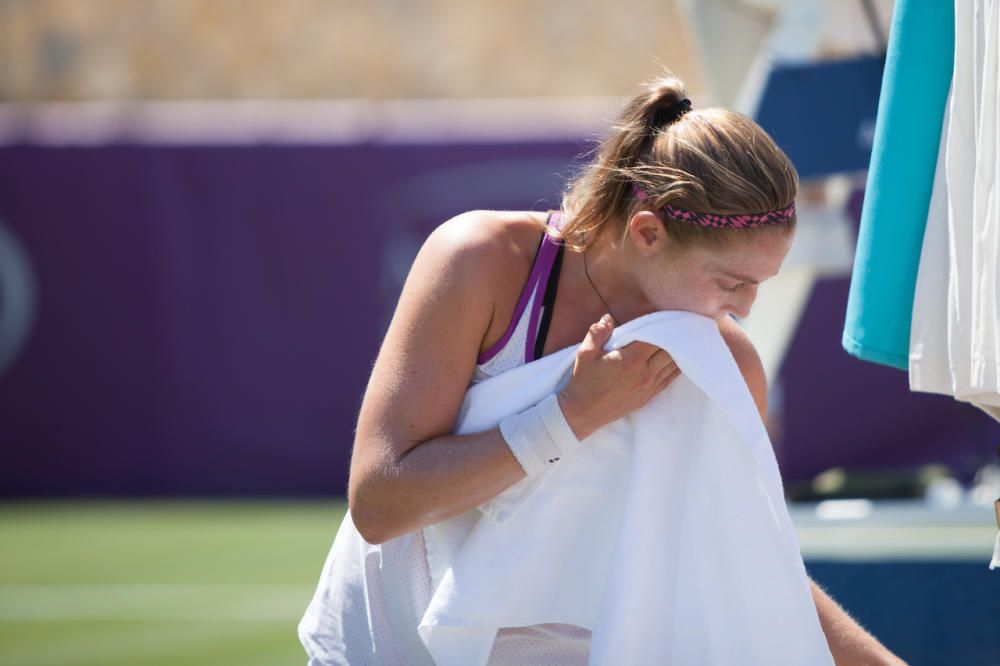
left=721, top=283, right=743, bottom=293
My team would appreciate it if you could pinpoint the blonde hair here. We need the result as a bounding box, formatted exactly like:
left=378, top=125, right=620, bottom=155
left=553, top=71, right=798, bottom=253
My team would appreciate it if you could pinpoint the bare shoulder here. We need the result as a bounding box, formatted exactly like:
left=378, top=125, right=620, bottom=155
left=430, top=209, right=550, bottom=343
left=716, top=316, right=768, bottom=420
left=433, top=209, right=548, bottom=264
left=400, top=207, right=550, bottom=318
left=380, top=209, right=544, bottom=357
left=349, top=209, right=548, bottom=483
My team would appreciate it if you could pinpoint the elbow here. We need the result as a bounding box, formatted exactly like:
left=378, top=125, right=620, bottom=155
left=348, top=488, right=386, bottom=545
left=348, top=439, right=427, bottom=545
left=351, top=507, right=392, bottom=546
left=355, top=523, right=391, bottom=546
left=347, top=474, right=398, bottom=546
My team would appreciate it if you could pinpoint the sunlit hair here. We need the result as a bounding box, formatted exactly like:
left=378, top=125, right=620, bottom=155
left=551, top=70, right=798, bottom=252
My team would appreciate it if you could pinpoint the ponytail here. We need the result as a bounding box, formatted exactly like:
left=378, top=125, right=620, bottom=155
left=553, top=69, right=797, bottom=253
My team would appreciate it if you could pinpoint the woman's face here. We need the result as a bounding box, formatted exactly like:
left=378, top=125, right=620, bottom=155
left=630, top=218, right=794, bottom=322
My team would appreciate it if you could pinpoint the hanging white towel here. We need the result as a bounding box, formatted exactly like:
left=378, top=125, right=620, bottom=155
left=418, top=310, right=833, bottom=665
left=910, top=0, right=1000, bottom=423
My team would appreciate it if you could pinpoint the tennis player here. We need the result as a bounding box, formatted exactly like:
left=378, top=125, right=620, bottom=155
left=300, top=72, right=906, bottom=665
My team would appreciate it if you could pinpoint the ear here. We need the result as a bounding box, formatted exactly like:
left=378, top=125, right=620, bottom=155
left=626, top=210, right=668, bottom=257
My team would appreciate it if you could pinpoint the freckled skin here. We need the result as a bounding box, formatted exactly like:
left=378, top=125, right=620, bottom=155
left=645, top=237, right=791, bottom=321
left=346, top=209, right=903, bottom=664
left=347, top=209, right=791, bottom=544
left=571, top=209, right=794, bottom=324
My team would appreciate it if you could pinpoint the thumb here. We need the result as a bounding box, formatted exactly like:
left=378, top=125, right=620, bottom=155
left=578, top=314, right=614, bottom=357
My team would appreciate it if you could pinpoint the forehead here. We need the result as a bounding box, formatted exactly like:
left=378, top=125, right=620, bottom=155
left=691, top=235, right=792, bottom=278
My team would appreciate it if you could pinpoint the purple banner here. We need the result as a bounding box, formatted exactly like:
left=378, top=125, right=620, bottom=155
left=0, top=139, right=996, bottom=496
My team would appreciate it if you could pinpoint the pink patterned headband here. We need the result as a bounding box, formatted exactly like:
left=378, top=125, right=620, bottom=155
left=632, top=184, right=795, bottom=229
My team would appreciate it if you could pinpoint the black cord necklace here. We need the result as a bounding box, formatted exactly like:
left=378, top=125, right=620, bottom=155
left=583, top=249, right=620, bottom=326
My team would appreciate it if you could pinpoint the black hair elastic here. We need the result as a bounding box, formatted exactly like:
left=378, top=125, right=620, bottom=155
left=651, top=97, right=692, bottom=128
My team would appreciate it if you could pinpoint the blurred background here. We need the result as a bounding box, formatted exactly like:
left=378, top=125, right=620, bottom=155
left=1, top=0, right=998, bottom=664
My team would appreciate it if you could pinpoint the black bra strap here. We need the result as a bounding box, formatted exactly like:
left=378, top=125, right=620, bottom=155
left=533, top=239, right=565, bottom=360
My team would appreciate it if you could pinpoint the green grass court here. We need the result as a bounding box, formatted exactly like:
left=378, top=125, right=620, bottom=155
left=2, top=500, right=996, bottom=665
left=0, top=502, right=347, bottom=666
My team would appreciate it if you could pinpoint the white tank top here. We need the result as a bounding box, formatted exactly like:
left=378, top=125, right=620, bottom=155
left=470, top=210, right=591, bottom=661
left=299, top=211, right=588, bottom=665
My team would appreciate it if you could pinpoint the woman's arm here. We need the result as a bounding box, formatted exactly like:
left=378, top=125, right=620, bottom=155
left=810, top=580, right=908, bottom=666
left=724, top=320, right=907, bottom=665
left=348, top=211, right=677, bottom=545
left=348, top=212, right=529, bottom=544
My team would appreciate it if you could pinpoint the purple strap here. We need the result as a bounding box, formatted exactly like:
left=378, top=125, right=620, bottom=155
left=523, top=213, right=563, bottom=362
left=476, top=212, right=563, bottom=365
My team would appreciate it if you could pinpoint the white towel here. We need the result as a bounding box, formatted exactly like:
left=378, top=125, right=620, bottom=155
left=418, top=310, right=833, bottom=666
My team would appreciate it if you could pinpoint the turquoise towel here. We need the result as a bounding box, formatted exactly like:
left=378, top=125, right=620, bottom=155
left=842, top=0, right=954, bottom=370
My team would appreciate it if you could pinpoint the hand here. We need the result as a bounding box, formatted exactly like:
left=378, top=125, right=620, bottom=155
left=557, top=314, right=681, bottom=440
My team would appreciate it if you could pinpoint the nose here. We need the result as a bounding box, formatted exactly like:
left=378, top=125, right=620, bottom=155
left=732, top=286, right=758, bottom=320
left=730, top=305, right=751, bottom=320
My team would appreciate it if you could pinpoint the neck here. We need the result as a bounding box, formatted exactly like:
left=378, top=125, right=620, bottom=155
left=578, top=231, right=655, bottom=325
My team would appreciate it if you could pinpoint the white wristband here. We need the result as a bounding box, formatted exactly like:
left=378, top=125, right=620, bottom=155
left=498, top=393, right=582, bottom=477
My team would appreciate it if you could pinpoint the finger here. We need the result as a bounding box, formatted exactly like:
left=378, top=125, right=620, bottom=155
left=616, top=340, right=654, bottom=366
left=623, top=340, right=666, bottom=363
left=602, top=347, right=626, bottom=364
left=655, top=362, right=681, bottom=385
left=578, top=314, right=614, bottom=357
left=645, top=348, right=675, bottom=372
left=655, top=366, right=682, bottom=392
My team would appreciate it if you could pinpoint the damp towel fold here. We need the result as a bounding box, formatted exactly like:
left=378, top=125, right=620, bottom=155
left=418, top=310, right=834, bottom=666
